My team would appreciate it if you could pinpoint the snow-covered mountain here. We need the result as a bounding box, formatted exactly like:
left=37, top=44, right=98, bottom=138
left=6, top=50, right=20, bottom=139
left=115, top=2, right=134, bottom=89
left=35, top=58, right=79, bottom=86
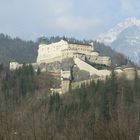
left=97, top=17, right=140, bottom=65
left=97, top=17, right=140, bottom=45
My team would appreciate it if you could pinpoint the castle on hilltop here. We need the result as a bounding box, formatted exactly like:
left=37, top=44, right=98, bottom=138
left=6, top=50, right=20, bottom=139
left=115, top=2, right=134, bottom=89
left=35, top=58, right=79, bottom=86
left=36, top=39, right=111, bottom=66
left=9, top=40, right=140, bottom=94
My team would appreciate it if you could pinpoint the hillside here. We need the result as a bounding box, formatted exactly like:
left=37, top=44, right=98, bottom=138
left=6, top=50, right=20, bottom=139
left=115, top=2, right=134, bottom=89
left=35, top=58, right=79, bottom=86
left=0, top=65, right=139, bottom=140
left=0, top=34, right=38, bottom=65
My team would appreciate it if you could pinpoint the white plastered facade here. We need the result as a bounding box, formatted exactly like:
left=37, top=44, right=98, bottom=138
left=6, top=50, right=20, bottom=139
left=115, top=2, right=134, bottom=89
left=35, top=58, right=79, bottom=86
left=36, top=40, right=93, bottom=64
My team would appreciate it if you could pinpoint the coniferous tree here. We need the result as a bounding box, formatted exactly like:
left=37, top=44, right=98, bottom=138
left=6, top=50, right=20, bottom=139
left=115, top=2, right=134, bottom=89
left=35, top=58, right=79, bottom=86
left=133, top=69, right=140, bottom=99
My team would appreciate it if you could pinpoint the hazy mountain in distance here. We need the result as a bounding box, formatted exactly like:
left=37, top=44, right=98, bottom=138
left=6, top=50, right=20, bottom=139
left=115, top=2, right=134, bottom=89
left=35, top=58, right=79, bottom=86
left=97, top=17, right=140, bottom=65
left=97, top=17, right=140, bottom=45
left=112, top=26, right=140, bottom=65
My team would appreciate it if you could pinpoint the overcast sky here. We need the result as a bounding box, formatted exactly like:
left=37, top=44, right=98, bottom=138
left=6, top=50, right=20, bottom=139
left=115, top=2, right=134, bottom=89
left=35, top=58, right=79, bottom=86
left=0, top=0, right=140, bottom=41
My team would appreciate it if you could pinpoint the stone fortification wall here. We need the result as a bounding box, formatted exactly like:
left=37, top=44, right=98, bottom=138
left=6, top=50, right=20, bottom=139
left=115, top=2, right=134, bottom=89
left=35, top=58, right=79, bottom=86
left=38, top=56, right=62, bottom=64
left=114, top=68, right=124, bottom=78
left=37, top=40, right=69, bottom=63
left=123, top=68, right=136, bottom=80
left=69, top=44, right=93, bottom=55
left=62, top=49, right=77, bottom=59
left=88, top=55, right=111, bottom=66
left=10, top=62, right=23, bottom=70
left=115, top=67, right=140, bottom=80
left=137, top=70, right=140, bottom=77
left=61, top=80, right=70, bottom=93
left=74, top=58, right=111, bottom=78
left=94, top=56, right=111, bottom=66
left=74, top=58, right=98, bottom=76
left=90, top=52, right=99, bottom=56
left=73, top=53, right=86, bottom=61
left=36, top=40, right=93, bottom=64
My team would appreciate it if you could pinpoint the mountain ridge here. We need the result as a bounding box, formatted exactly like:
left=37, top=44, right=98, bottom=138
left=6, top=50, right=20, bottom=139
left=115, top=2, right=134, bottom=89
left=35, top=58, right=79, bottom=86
left=111, top=25, right=140, bottom=65
left=97, top=17, right=140, bottom=45
left=97, top=17, right=140, bottom=65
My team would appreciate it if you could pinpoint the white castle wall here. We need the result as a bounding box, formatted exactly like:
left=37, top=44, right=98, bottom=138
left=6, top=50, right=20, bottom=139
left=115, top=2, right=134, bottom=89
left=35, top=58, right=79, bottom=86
left=95, top=56, right=111, bottom=66
left=114, top=68, right=124, bottom=78
left=10, top=62, right=23, bottom=70
left=61, top=79, right=70, bottom=93
left=74, top=58, right=111, bottom=78
left=62, top=49, right=78, bottom=59
left=37, top=40, right=69, bottom=63
left=69, top=44, right=93, bottom=55
left=36, top=40, right=93, bottom=64
left=88, top=55, right=111, bottom=66
left=37, top=56, right=62, bottom=64
left=137, top=70, right=140, bottom=77
left=74, top=58, right=98, bottom=76
left=123, top=67, right=136, bottom=80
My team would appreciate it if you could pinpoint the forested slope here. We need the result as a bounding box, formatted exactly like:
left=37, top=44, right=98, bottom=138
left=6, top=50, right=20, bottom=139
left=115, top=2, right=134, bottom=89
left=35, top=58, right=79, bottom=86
left=0, top=34, right=38, bottom=65
left=0, top=65, right=139, bottom=140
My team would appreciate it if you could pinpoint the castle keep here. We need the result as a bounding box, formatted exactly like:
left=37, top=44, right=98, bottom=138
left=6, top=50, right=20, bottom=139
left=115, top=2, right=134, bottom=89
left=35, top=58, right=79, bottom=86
left=37, top=40, right=93, bottom=63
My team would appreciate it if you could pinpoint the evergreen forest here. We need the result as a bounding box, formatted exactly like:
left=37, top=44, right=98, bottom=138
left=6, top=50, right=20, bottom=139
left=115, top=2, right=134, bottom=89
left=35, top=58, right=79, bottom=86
left=0, top=65, right=139, bottom=140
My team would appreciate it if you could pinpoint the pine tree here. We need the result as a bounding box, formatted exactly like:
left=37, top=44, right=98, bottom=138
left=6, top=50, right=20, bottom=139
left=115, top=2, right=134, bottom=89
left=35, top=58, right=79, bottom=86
left=133, top=69, right=140, bottom=99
